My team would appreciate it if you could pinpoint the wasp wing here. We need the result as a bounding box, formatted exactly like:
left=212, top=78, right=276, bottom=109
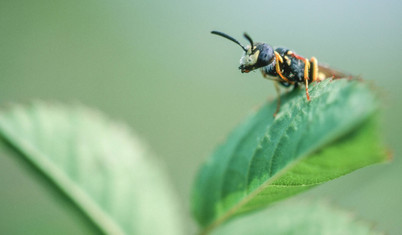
left=317, top=63, right=351, bottom=80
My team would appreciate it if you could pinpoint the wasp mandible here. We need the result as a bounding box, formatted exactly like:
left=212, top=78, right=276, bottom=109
left=211, top=31, right=348, bottom=115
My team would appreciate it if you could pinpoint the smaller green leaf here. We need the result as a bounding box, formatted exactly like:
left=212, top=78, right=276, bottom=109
left=0, top=102, right=184, bottom=235
left=212, top=200, right=381, bottom=235
left=192, top=79, right=388, bottom=233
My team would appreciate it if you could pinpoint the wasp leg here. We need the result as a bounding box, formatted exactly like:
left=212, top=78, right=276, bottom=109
left=274, top=81, right=281, bottom=117
left=310, top=57, right=319, bottom=82
left=274, top=51, right=292, bottom=84
left=304, top=58, right=311, bottom=101
left=261, top=70, right=281, bottom=117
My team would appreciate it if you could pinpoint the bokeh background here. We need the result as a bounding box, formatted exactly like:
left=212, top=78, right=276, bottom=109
left=1, top=0, right=401, bottom=234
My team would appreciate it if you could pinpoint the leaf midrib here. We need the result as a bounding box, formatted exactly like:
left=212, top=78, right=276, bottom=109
left=204, top=98, right=307, bottom=234
left=0, top=121, right=125, bottom=235
left=216, top=104, right=275, bottom=212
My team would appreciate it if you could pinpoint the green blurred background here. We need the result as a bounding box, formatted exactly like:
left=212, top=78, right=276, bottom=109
left=0, top=0, right=401, bottom=234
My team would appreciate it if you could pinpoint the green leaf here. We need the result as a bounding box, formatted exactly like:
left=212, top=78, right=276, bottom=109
left=192, top=79, right=388, bottom=233
left=0, top=102, right=184, bottom=235
left=212, top=200, right=381, bottom=235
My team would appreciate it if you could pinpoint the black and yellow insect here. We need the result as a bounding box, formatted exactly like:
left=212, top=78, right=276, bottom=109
left=211, top=30, right=348, bottom=115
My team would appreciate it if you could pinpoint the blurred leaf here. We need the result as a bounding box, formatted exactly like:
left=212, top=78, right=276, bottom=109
left=0, top=102, right=183, bottom=235
left=212, top=200, right=381, bottom=235
left=192, top=79, right=388, bottom=233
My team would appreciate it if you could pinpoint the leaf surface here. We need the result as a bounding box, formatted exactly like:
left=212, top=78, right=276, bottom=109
left=0, top=102, right=183, bottom=235
left=212, top=200, right=381, bottom=235
left=191, top=79, right=388, bottom=232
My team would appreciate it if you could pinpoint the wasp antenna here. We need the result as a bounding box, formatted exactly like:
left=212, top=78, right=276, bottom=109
left=211, top=31, right=247, bottom=52
left=243, top=33, right=254, bottom=51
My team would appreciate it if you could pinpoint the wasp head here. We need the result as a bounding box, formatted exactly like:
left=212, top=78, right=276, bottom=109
left=239, top=42, right=274, bottom=73
left=211, top=31, right=274, bottom=73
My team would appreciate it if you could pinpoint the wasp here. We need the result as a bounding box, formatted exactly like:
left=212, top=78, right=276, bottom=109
left=211, top=31, right=348, bottom=115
